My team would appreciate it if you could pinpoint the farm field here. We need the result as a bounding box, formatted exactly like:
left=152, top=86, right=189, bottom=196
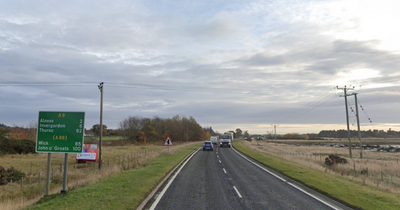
left=83, top=135, right=123, bottom=143
left=235, top=140, right=400, bottom=209
left=0, top=141, right=200, bottom=210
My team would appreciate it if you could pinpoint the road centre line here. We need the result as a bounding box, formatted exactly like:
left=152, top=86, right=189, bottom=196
left=219, top=160, right=221, bottom=163
left=231, top=147, right=342, bottom=210
left=149, top=149, right=200, bottom=210
left=233, top=186, right=242, bottom=198
left=223, top=168, right=227, bottom=174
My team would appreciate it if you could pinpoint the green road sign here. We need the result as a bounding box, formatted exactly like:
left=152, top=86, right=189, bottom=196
left=36, top=111, right=85, bottom=153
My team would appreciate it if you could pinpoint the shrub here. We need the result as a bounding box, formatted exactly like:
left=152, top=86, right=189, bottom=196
left=0, top=139, right=35, bottom=155
left=325, top=154, right=348, bottom=166
left=0, top=165, right=26, bottom=185
left=15, top=139, right=36, bottom=154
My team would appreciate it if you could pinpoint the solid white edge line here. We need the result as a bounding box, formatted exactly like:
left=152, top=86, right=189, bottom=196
left=149, top=149, right=200, bottom=210
left=231, top=147, right=342, bottom=210
left=233, top=186, right=243, bottom=198
left=223, top=168, right=227, bottom=174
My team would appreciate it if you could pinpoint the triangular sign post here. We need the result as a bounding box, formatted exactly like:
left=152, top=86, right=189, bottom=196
left=164, top=136, right=173, bottom=146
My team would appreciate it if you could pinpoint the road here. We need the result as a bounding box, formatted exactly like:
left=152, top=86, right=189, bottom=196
left=150, top=145, right=351, bottom=210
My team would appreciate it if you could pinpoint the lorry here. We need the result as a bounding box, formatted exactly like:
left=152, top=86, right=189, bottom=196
left=219, top=134, right=231, bottom=147
left=210, top=136, right=218, bottom=145
left=224, top=132, right=234, bottom=141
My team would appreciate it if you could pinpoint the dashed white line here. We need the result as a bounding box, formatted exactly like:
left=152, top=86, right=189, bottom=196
left=219, top=160, right=221, bottom=163
left=231, top=147, right=342, bottom=210
left=233, top=186, right=242, bottom=198
left=223, top=168, right=227, bottom=174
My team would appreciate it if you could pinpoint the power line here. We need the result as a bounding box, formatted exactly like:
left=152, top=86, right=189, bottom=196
left=0, top=82, right=97, bottom=86
left=278, top=88, right=337, bottom=124
left=357, top=99, right=374, bottom=127
left=0, top=81, right=273, bottom=95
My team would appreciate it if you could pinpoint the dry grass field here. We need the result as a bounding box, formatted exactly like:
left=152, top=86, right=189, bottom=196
left=244, top=140, right=400, bottom=193
left=0, top=142, right=198, bottom=210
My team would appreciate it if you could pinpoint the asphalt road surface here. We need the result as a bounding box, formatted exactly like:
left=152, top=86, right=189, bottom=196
left=151, top=145, right=351, bottom=210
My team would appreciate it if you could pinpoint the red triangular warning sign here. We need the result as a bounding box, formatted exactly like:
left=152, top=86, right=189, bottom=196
left=163, top=136, right=173, bottom=146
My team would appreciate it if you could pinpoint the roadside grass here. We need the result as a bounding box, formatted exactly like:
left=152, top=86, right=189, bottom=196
left=0, top=142, right=198, bottom=210
left=234, top=140, right=400, bottom=210
left=25, top=143, right=201, bottom=210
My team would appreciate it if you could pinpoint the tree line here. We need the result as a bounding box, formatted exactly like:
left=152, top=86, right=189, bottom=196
left=118, top=115, right=215, bottom=144
left=0, top=124, right=35, bottom=155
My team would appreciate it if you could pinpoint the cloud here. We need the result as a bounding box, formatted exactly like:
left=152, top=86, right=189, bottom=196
left=0, top=0, right=399, bottom=134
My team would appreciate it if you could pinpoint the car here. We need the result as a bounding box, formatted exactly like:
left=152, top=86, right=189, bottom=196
left=203, top=141, right=213, bottom=151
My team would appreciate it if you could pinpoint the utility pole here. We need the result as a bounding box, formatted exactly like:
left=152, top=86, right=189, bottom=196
left=353, top=93, right=363, bottom=159
left=271, top=124, right=278, bottom=145
left=337, top=86, right=354, bottom=158
left=98, top=82, right=104, bottom=169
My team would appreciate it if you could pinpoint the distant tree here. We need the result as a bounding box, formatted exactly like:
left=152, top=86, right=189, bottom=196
left=141, top=118, right=157, bottom=143
left=244, top=130, right=250, bottom=140
left=235, top=128, right=243, bottom=138
left=0, top=126, right=8, bottom=138
left=92, top=124, right=107, bottom=137
left=138, top=131, right=146, bottom=145
left=26, top=121, right=37, bottom=141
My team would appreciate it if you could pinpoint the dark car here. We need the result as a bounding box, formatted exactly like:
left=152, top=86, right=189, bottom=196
left=203, top=141, right=213, bottom=151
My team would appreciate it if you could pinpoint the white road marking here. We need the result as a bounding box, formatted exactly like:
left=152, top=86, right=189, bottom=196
left=149, top=149, right=200, bottom=210
left=231, top=147, right=342, bottom=210
left=219, top=160, right=221, bottom=163
left=223, top=168, right=227, bottom=174
left=233, top=186, right=242, bottom=198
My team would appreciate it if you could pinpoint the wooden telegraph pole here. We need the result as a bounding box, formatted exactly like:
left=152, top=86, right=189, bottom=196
left=98, top=82, right=104, bottom=169
left=337, top=86, right=354, bottom=159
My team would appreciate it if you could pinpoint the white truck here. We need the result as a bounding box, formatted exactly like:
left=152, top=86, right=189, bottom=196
left=210, top=136, right=218, bottom=145
left=225, top=132, right=234, bottom=141
left=219, top=134, right=232, bottom=148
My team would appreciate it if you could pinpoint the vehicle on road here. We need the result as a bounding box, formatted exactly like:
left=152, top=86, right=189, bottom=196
left=224, top=132, right=234, bottom=141
left=203, top=141, right=214, bottom=151
left=210, top=136, right=218, bottom=145
left=219, top=134, right=231, bottom=147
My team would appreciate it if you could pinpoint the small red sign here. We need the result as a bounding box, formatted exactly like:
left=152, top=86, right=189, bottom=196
left=163, top=136, right=173, bottom=146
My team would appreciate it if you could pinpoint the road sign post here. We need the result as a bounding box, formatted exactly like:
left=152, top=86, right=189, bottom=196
left=163, top=136, right=173, bottom=153
left=36, top=111, right=85, bottom=195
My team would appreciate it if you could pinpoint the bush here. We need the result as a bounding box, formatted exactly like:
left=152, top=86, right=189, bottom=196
left=0, top=165, right=26, bottom=185
left=15, top=139, right=36, bottom=154
left=0, top=138, right=17, bottom=155
left=325, top=154, right=348, bottom=166
left=0, top=138, right=35, bottom=155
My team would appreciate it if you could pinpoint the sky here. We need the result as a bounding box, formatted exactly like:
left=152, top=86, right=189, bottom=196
left=1, top=0, right=400, bottom=135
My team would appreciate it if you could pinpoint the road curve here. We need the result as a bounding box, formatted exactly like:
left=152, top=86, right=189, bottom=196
left=149, top=145, right=352, bottom=210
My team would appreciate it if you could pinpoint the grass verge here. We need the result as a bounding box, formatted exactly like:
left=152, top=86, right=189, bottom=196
left=234, top=141, right=400, bottom=210
left=25, top=143, right=201, bottom=210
